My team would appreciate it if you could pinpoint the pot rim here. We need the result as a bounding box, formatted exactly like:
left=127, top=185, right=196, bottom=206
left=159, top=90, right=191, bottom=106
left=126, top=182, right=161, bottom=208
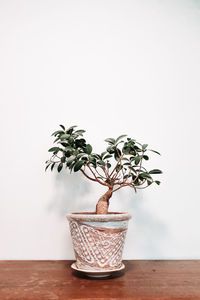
left=66, top=212, right=131, bottom=222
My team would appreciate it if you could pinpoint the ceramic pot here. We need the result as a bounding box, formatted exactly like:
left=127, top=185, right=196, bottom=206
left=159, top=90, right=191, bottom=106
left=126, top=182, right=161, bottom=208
left=67, top=212, right=131, bottom=275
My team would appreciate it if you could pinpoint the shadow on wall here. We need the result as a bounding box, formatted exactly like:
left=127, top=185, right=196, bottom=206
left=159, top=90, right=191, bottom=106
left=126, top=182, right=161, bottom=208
left=47, top=170, right=93, bottom=216
left=48, top=170, right=167, bottom=258
left=117, top=189, right=167, bottom=258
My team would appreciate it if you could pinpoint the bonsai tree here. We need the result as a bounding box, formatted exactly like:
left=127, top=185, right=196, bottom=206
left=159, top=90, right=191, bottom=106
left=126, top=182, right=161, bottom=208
left=45, top=125, right=162, bottom=214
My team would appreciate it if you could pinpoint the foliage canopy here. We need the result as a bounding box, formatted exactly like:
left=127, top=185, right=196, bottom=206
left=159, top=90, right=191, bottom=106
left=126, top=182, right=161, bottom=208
left=45, top=125, right=162, bottom=193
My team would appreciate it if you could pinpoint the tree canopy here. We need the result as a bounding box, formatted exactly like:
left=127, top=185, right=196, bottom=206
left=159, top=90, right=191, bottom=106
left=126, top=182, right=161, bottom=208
left=45, top=125, right=162, bottom=193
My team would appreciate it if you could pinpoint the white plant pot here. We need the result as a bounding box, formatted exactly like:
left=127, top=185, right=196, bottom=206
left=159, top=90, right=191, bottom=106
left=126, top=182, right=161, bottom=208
left=67, top=212, right=131, bottom=276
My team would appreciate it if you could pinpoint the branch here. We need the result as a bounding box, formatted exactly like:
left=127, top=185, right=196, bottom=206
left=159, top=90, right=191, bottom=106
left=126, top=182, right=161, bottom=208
left=111, top=151, right=124, bottom=180
left=86, top=164, right=109, bottom=187
left=80, top=169, right=97, bottom=182
left=92, top=166, right=107, bottom=180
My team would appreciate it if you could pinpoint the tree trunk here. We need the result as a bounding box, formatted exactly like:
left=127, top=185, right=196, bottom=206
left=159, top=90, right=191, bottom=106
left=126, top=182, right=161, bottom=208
left=96, top=188, right=113, bottom=214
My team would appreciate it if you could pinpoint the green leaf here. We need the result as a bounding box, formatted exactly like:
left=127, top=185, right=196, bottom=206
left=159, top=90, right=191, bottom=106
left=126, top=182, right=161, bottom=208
left=143, top=155, right=149, bottom=160
left=51, top=163, right=55, bottom=171
left=139, top=172, right=152, bottom=179
left=114, top=148, right=121, bottom=161
left=57, top=163, right=63, bottom=172
left=66, top=125, right=77, bottom=135
left=134, top=145, right=142, bottom=152
left=91, top=153, right=101, bottom=159
left=60, top=134, right=70, bottom=140
left=155, top=180, right=161, bottom=185
left=122, top=147, right=130, bottom=155
left=122, top=157, right=129, bottom=161
left=53, top=137, right=60, bottom=143
left=123, top=162, right=131, bottom=166
left=51, top=130, right=64, bottom=136
left=149, top=149, right=161, bottom=155
left=101, top=151, right=107, bottom=158
left=85, top=144, right=92, bottom=154
left=105, top=138, right=115, bottom=145
left=66, top=125, right=77, bottom=132
left=107, top=146, right=115, bottom=154
left=67, top=155, right=76, bottom=164
left=77, top=153, right=86, bottom=159
left=59, top=124, right=65, bottom=130
left=74, top=160, right=85, bottom=172
left=103, top=154, right=112, bottom=160
left=147, top=180, right=153, bottom=186
left=89, top=157, right=96, bottom=167
left=142, top=144, right=148, bottom=150
left=116, top=135, right=127, bottom=143
left=48, top=147, right=60, bottom=152
left=149, top=169, right=162, bottom=174
left=61, top=156, right=66, bottom=163
left=107, top=162, right=111, bottom=168
left=59, top=142, right=68, bottom=147
left=75, top=130, right=86, bottom=136
left=97, top=160, right=106, bottom=167
left=64, top=146, right=74, bottom=152
left=45, top=163, right=51, bottom=171
left=135, top=156, right=141, bottom=165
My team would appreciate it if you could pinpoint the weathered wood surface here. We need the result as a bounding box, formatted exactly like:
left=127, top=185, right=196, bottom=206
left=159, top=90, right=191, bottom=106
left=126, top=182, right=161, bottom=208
left=0, top=260, right=200, bottom=299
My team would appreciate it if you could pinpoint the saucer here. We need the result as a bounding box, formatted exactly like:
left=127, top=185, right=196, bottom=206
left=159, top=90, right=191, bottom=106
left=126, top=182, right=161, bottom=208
left=71, top=262, right=125, bottom=278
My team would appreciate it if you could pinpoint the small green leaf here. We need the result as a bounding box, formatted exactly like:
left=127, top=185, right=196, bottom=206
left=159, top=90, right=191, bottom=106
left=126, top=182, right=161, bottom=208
left=135, top=156, right=141, bottom=165
left=85, top=144, right=92, bottom=154
left=149, top=149, right=161, bottom=155
left=92, top=153, right=101, bottom=159
left=107, top=162, right=111, bottom=168
left=53, top=137, right=60, bottom=143
left=97, top=160, right=106, bottom=167
left=122, top=147, right=130, bottom=155
left=116, top=135, right=127, bottom=143
left=114, top=148, right=121, bottom=161
left=103, top=154, right=112, bottom=160
left=107, top=146, right=115, bottom=154
left=77, top=153, right=86, bottom=159
left=67, top=155, right=76, bottom=164
left=60, top=134, right=70, bottom=140
left=51, top=130, right=64, bottom=136
left=139, top=172, right=152, bottom=179
left=143, top=155, right=149, bottom=160
left=64, top=146, right=74, bottom=152
left=74, top=160, right=85, bottom=172
left=51, top=163, right=55, bottom=171
left=48, top=147, right=60, bottom=152
left=75, top=130, right=86, bottom=135
left=66, top=125, right=77, bottom=132
left=59, top=124, right=65, bottom=130
left=155, top=180, right=161, bottom=185
left=45, top=163, right=51, bottom=171
left=61, top=156, right=66, bottom=163
left=105, top=138, right=115, bottom=145
left=101, top=151, right=107, bottom=158
left=149, top=169, right=162, bottom=174
left=57, top=163, right=63, bottom=172
left=147, top=180, right=153, bottom=186
left=142, top=144, right=148, bottom=150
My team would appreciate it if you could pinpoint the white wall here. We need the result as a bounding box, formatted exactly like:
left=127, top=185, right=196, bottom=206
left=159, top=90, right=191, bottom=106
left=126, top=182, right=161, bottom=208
left=0, top=0, right=200, bottom=260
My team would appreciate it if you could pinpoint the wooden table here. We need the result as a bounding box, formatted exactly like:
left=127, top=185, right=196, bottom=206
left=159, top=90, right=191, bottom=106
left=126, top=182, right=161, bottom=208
left=0, top=260, right=200, bottom=299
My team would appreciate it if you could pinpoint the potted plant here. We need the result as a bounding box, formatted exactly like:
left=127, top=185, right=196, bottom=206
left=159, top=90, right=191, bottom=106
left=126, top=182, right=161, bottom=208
left=45, top=125, right=162, bottom=277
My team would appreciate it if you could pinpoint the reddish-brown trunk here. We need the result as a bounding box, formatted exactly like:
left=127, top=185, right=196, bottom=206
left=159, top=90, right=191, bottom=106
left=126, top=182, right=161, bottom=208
left=96, top=188, right=113, bottom=214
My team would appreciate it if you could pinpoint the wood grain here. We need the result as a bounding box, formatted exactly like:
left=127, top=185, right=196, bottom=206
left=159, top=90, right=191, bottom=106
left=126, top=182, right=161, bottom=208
left=0, top=260, right=200, bottom=300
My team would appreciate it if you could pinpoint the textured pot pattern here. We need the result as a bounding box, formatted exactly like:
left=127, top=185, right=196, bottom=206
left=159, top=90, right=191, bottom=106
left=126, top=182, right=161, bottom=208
left=67, top=213, right=131, bottom=271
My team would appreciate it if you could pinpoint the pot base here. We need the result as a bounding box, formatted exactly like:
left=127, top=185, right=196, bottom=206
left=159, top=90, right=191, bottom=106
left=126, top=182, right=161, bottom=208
left=71, top=262, right=125, bottom=278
